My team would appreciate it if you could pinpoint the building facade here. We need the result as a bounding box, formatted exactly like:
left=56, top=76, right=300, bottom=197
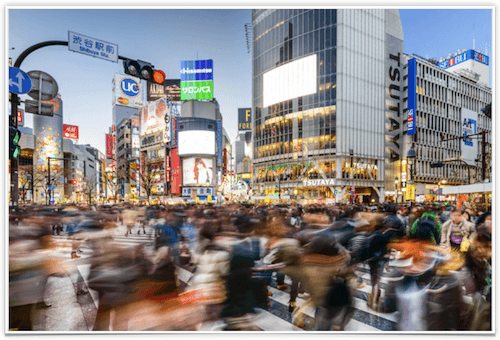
left=402, top=55, right=492, bottom=202
left=251, top=9, right=404, bottom=203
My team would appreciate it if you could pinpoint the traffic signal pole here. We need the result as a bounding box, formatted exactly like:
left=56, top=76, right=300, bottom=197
left=9, top=40, right=135, bottom=207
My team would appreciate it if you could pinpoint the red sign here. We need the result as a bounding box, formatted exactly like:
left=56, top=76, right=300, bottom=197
left=165, top=155, right=170, bottom=183
left=17, top=110, right=23, bottom=124
left=63, top=124, right=79, bottom=139
left=106, top=134, right=113, bottom=159
left=223, top=148, right=227, bottom=175
left=171, top=148, right=181, bottom=194
left=132, top=116, right=139, bottom=128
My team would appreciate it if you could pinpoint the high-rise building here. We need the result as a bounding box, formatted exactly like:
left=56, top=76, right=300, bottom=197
left=251, top=9, right=404, bottom=203
left=403, top=54, right=492, bottom=201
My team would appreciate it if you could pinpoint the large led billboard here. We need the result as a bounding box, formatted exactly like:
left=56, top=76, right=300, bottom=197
left=183, top=157, right=214, bottom=186
left=178, top=130, right=215, bottom=156
left=263, top=54, right=317, bottom=108
left=180, top=80, right=213, bottom=101
left=180, top=59, right=214, bottom=101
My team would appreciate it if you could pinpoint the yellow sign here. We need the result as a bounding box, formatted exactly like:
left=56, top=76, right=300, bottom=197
left=207, top=195, right=212, bottom=203
left=405, top=184, right=415, bottom=201
left=402, top=160, right=407, bottom=173
left=265, top=195, right=270, bottom=204
left=195, top=197, right=200, bottom=204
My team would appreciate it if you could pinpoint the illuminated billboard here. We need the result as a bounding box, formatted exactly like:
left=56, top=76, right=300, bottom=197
left=183, top=157, right=214, bottom=186
left=112, top=73, right=143, bottom=108
left=180, top=59, right=214, bottom=101
left=63, top=124, right=79, bottom=139
left=180, top=80, right=213, bottom=101
left=263, top=54, right=317, bottom=107
left=178, top=130, right=215, bottom=156
left=140, top=98, right=167, bottom=137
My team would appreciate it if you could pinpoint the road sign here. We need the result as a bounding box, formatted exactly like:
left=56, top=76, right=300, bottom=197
left=68, top=31, right=119, bottom=63
left=275, top=185, right=279, bottom=189
left=27, top=71, right=59, bottom=101
left=9, top=67, right=32, bottom=94
left=25, top=100, right=54, bottom=116
left=49, top=185, right=54, bottom=191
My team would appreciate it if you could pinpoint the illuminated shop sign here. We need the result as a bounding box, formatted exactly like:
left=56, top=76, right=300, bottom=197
left=266, top=162, right=311, bottom=170
left=302, top=179, right=336, bottom=187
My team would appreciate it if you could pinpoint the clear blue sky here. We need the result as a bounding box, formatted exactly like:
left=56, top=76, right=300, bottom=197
left=8, top=8, right=492, bottom=155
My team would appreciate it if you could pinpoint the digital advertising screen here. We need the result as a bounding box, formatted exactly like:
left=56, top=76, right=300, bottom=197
left=263, top=54, right=317, bottom=107
left=182, top=157, right=214, bottom=186
left=178, top=130, right=215, bottom=156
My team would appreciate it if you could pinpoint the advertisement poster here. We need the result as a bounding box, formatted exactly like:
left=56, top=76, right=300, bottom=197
left=113, top=73, right=143, bottom=108
left=106, top=134, right=113, bottom=159
left=461, top=108, right=478, bottom=165
left=238, top=108, right=252, bottom=131
left=129, top=160, right=137, bottom=186
left=171, top=148, right=181, bottom=194
left=180, top=59, right=214, bottom=101
left=63, top=124, right=79, bottom=139
left=147, top=79, right=181, bottom=102
left=183, top=157, right=213, bottom=186
left=140, top=98, right=166, bottom=136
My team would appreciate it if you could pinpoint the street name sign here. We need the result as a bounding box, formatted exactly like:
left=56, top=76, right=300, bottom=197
left=68, top=31, right=118, bottom=63
left=9, top=67, right=32, bottom=94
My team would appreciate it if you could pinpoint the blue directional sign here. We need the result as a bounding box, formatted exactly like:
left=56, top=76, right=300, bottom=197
left=49, top=185, right=54, bottom=191
left=9, top=67, right=32, bottom=94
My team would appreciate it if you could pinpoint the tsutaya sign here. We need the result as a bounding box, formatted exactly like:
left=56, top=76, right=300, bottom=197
left=351, top=162, right=378, bottom=170
left=302, top=179, right=336, bottom=187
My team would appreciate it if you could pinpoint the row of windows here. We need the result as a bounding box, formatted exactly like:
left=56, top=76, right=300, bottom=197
left=254, top=25, right=337, bottom=76
left=415, top=160, right=469, bottom=182
left=254, top=134, right=337, bottom=159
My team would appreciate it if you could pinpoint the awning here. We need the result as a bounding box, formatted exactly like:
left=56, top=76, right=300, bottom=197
left=441, top=183, right=492, bottom=195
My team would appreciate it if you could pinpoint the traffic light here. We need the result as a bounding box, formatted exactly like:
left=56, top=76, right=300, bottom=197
left=9, top=126, right=21, bottom=158
left=430, top=162, right=443, bottom=168
left=481, top=103, right=491, bottom=119
left=123, top=59, right=166, bottom=84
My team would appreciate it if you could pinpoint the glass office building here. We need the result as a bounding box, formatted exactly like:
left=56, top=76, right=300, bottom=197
left=251, top=9, right=404, bottom=203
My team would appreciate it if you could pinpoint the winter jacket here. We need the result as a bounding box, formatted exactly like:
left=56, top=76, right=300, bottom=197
left=189, top=244, right=231, bottom=304
left=440, top=219, right=475, bottom=248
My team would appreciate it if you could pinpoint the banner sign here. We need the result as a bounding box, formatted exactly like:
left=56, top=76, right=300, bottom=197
left=63, top=124, right=79, bottom=139
left=217, top=121, right=222, bottom=166
left=68, top=31, right=118, bottom=63
left=106, top=134, right=113, bottom=159
left=165, top=154, right=170, bottom=183
left=461, top=108, right=478, bottom=166
left=437, top=49, right=489, bottom=69
left=171, top=148, right=181, bottom=194
left=171, top=117, right=178, bottom=149
left=407, top=58, right=416, bottom=135
left=238, top=108, right=252, bottom=131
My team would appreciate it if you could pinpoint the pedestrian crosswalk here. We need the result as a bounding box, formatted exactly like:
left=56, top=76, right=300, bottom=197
left=50, top=227, right=473, bottom=332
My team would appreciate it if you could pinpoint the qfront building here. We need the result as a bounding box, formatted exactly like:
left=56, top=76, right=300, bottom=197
left=251, top=9, right=405, bottom=203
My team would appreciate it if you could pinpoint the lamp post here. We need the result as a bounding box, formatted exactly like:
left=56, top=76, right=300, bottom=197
left=394, top=176, right=399, bottom=204
left=407, top=146, right=416, bottom=208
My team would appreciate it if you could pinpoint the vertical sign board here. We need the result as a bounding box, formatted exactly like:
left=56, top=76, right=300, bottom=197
left=171, top=117, right=178, bottom=149
left=131, top=116, right=140, bottom=157
left=461, top=108, right=478, bottom=166
left=217, top=121, right=222, bottom=166
left=106, top=134, right=113, bottom=159
left=238, top=108, right=252, bottom=131
left=171, top=148, right=181, bottom=194
left=407, top=58, right=417, bottom=135
left=385, top=33, right=403, bottom=192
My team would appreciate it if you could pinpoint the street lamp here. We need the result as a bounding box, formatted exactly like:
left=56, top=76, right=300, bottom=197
left=394, top=176, right=399, bottom=204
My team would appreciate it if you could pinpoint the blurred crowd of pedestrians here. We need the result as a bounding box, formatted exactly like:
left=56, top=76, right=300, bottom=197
left=9, top=201, right=491, bottom=331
